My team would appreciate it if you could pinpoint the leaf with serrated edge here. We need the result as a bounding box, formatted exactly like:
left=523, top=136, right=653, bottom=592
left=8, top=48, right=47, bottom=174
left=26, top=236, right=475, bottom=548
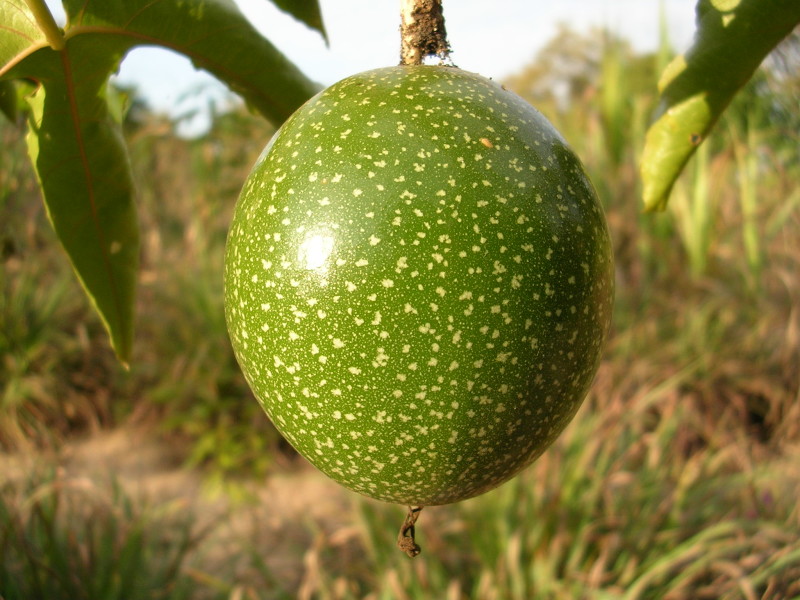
left=641, top=0, right=800, bottom=212
left=61, top=0, right=320, bottom=125
left=20, top=37, right=139, bottom=364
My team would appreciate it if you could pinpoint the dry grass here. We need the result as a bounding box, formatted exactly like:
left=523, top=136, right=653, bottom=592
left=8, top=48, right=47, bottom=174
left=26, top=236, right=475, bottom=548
left=2, top=29, right=799, bottom=599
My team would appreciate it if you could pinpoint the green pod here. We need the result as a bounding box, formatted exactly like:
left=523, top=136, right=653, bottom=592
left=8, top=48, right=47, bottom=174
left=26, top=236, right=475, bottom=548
left=224, top=65, right=614, bottom=506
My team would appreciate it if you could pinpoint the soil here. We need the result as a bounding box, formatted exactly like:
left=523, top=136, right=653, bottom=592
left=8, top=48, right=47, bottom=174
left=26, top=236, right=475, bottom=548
left=0, top=425, right=362, bottom=594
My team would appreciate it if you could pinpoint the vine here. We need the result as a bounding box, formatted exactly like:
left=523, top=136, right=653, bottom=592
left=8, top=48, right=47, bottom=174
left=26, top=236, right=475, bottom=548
left=399, top=0, right=451, bottom=66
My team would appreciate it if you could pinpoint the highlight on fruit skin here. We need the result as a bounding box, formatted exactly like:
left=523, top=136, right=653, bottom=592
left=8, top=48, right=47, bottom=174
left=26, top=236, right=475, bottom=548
left=224, top=65, right=614, bottom=507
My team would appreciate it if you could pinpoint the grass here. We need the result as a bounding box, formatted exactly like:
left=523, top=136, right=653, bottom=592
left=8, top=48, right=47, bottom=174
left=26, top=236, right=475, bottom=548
left=1, top=26, right=799, bottom=599
left=302, top=376, right=800, bottom=599
left=0, top=467, right=203, bottom=600
left=127, top=110, right=285, bottom=483
left=0, top=124, right=126, bottom=450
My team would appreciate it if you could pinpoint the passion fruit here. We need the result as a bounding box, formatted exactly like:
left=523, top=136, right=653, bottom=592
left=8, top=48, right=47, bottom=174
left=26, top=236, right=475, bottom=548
left=224, top=65, right=613, bottom=507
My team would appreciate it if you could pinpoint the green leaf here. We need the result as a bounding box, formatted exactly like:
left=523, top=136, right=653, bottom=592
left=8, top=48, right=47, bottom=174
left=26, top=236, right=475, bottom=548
left=0, top=0, right=321, bottom=363
left=641, top=0, right=800, bottom=212
left=0, top=0, right=48, bottom=69
left=61, top=0, right=321, bottom=125
left=18, top=38, right=139, bottom=364
left=268, top=0, right=329, bottom=44
left=2, top=0, right=320, bottom=124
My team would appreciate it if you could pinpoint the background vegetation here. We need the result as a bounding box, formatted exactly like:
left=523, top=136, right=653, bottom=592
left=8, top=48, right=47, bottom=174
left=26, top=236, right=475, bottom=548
left=2, top=27, right=799, bottom=599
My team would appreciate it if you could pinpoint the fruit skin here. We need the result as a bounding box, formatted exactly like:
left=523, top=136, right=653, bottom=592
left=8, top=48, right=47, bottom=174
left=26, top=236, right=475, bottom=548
left=224, top=65, right=614, bottom=506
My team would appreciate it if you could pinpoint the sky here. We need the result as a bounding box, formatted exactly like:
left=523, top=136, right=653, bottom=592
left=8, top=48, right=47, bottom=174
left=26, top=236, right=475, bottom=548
left=86, top=0, right=700, bottom=135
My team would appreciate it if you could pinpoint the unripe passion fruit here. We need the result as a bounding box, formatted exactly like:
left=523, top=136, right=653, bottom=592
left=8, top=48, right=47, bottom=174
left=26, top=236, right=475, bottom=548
left=224, top=66, right=613, bottom=506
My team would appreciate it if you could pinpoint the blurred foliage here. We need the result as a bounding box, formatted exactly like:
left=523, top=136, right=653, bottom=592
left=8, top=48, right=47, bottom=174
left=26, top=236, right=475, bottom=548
left=128, top=101, right=291, bottom=483
left=1, top=120, right=126, bottom=450
left=638, top=0, right=800, bottom=211
left=0, top=467, right=204, bottom=600
left=1, top=24, right=799, bottom=598
left=506, top=26, right=659, bottom=112
left=1, top=88, right=286, bottom=480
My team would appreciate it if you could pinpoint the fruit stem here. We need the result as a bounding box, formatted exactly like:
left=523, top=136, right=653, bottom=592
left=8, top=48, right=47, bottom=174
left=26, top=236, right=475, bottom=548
left=397, top=505, right=424, bottom=557
left=399, top=0, right=451, bottom=66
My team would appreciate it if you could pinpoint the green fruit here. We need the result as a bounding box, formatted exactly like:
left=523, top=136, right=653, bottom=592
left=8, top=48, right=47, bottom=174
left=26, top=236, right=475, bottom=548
left=224, top=65, right=613, bottom=506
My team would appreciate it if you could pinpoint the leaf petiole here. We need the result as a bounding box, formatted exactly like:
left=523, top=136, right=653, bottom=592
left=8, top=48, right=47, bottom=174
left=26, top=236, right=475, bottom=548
left=25, top=0, right=65, bottom=50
